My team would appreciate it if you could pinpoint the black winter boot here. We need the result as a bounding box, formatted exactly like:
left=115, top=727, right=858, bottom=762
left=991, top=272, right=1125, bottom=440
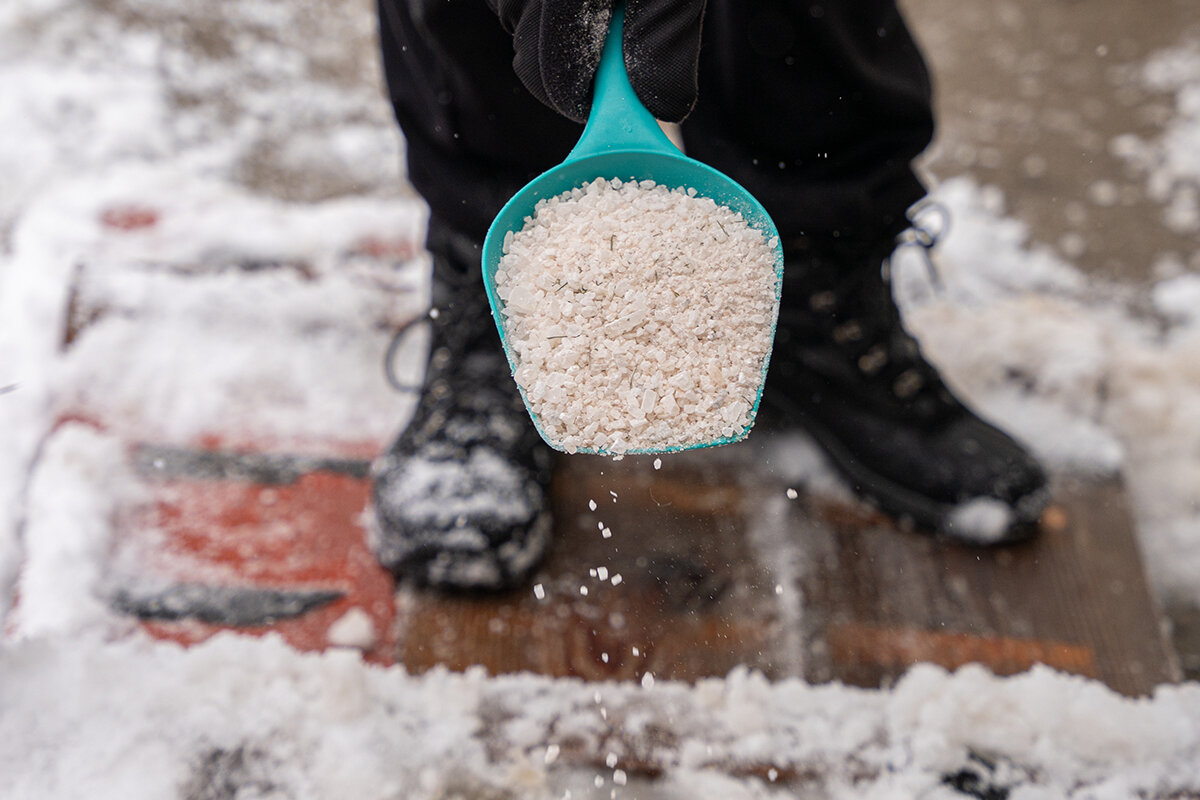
left=372, top=226, right=554, bottom=590
left=763, top=231, right=1049, bottom=542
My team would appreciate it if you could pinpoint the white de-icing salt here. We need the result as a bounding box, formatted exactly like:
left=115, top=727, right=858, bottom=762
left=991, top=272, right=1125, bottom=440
left=494, top=177, right=779, bottom=454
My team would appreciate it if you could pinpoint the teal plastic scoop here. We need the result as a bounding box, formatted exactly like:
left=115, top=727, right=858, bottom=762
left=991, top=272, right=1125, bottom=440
left=482, top=2, right=784, bottom=455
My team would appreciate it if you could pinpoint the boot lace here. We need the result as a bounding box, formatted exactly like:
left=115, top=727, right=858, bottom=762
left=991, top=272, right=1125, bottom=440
left=896, top=200, right=950, bottom=294
left=779, top=207, right=958, bottom=421
left=384, top=252, right=502, bottom=393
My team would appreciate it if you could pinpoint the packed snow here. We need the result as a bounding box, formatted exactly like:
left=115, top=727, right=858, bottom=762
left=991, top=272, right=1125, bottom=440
left=2, top=633, right=1200, bottom=799
left=2, top=0, right=1200, bottom=797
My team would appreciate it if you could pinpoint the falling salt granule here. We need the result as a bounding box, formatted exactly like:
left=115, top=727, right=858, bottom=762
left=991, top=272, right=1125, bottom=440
left=610, top=491, right=618, bottom=499
left=589, top=568, right=598, bottom=578
left=786, top=487, right=798, bottom=500
left=641, top=672, right=655, bottom=689
left=613, top=770, right=628, bottom=787
left=588, top=499, right=597, bottom=511
left=653, top=457, right=662, bottom=470
left=767, top=768, right=778, bottom=782
left=597, top=566, right=609, bottom=581
left=601, top=527, right=613, bottom=539
left=580, top=585, right=589, bottom=596
left=632, top=646, right=640, bottom=656
left=601, top=652, right=609, bottom=663
left=611, top=573, right=622, bottom=585
left=594, top=775, right=605, bottom=788
left=545, top=744, right=560, bottom=764
left=605, top=753, right=618, bottom=769
left=598, top=521, right=605, bottom=531
left=533, top=583, right=546, bottom=600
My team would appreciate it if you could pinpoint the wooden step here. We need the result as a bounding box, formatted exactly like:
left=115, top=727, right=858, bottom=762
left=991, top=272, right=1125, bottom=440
left=396, top=449, right=1181, bottom=697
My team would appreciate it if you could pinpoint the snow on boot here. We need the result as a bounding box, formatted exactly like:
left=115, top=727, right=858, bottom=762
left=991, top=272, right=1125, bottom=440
left=372, top=229, right=554, bottom=590
left=763, top=230, right=1049, bottom=543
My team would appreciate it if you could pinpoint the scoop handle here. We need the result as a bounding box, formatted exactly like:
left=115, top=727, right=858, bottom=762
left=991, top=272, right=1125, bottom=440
left=564, top=2, right=681, bottom=162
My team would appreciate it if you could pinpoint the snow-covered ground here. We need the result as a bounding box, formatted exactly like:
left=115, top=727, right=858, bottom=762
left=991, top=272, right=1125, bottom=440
left=2, top=0, right=1199, bottom=797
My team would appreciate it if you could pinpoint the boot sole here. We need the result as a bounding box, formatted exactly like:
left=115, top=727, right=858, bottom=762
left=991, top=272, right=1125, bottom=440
left=784, top=407, right=1047, bottom=544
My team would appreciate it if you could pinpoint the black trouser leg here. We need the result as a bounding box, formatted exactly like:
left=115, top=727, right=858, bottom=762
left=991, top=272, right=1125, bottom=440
left=377, top=0, right=934, bottom=249
left=682, top=0, right=935, bottom=249
left=376, top=0, right=582, bottom=246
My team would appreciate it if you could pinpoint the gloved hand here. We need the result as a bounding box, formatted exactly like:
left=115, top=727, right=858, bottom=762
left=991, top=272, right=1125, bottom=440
left=486, top=0, right=706, bottom=124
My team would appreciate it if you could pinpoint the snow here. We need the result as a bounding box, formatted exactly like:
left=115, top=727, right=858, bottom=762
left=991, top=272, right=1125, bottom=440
left=326, top=608, right=379, bottom=651
left=10, top=425, right=140, bottom=639
left=1126, top=43, right=1200, bottom=234
left=944, top=498, right=1016, bottom=545
left=2, top=634, right=1199, bottom=798
left=1, top=0, right=1200, bottom=795
left=376, top=449, right=542, bottom=531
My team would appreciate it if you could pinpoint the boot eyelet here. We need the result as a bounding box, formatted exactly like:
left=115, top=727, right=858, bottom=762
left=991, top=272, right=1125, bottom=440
left=893, top=369, right=924, bottom=399
left=833, top=320, right=864, bottom=344
left=858, top=346, right=889, bottom=375
left=431, top=347, right=452, bottom=370
left=809, top=291, right=837, bottom=312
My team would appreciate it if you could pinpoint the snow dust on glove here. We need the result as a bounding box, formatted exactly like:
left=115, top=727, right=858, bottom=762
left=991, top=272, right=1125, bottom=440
left=486, top=0, right=706, bottom=124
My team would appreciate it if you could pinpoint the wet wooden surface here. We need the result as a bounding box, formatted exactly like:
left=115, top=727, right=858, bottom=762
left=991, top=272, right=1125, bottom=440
left=67, top=253, right=1179, bottom=696
left=787, top=473, right=1180, bottom=695
left=396, top=450, right=1181, bottom=697
left=396, top=457, right=782, bottom=682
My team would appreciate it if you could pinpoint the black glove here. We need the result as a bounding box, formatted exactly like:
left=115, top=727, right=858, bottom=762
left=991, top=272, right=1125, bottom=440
left=487, top=0, right=706, bottom=124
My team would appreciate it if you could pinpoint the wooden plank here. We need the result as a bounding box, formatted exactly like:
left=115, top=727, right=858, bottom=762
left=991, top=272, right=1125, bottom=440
left=784, top=474, right=1181, bottom=696
left=105, top=433, right=1179, bottom=697
left=395, top=451, right=1180, bottom=697
left=396, top=455, right=783, bottom=681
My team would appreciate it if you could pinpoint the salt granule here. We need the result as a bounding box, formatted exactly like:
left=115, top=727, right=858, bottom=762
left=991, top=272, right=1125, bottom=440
left=494, top=177, right=778, bottom=453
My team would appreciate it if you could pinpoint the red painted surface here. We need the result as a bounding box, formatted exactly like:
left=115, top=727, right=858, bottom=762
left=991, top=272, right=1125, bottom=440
left=123, top=469, right=397, bottom=664
left=99, top=205, right=160, bottom=231
left=350, top=234, right=419, bottom=262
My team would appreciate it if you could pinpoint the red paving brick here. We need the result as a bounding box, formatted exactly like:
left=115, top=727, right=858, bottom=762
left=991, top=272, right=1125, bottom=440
left=123, top=467, right=397, bottom=663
